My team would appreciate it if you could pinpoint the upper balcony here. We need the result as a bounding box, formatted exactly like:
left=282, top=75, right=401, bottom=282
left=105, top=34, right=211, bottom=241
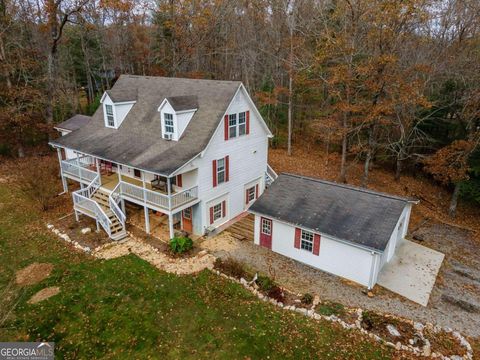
left=60, top=156, right=199, bottom=213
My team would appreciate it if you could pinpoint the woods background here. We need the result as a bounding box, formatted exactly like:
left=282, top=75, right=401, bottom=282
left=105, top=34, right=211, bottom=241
left=0, top=0, right=479, bottom=217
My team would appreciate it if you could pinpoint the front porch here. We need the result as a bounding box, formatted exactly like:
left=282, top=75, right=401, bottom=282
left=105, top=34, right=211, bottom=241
left=56, top=149, right=200, bottom=240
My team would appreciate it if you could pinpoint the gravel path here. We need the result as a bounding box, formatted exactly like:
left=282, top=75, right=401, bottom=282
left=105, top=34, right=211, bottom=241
left=201, top=229, right=480, bottom=338
left=94, top=235, right=216, bottom=275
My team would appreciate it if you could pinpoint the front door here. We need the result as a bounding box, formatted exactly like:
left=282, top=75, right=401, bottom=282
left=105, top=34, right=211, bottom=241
left=259, top=217, right=272, bottom=249
left=182, top=207, right=193, bottom=233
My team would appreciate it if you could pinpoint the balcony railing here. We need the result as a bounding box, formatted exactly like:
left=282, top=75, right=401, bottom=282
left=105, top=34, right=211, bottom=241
left=119, top=180, right=198, bottom=212
left=61, top=158, right=97, bottom=183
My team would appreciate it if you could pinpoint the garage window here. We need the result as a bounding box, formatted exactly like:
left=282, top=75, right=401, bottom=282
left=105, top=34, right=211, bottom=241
left=301, top=230, right=314, bottom=252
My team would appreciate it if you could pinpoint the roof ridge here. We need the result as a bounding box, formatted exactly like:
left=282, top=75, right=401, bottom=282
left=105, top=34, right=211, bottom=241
left=119, top=74, right=242, bottom=84
left=281, top=173, right=416, bottom=203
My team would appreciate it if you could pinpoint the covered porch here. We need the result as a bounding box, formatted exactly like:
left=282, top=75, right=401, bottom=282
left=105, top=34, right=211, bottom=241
left=56, top=148, right=199, bottom=239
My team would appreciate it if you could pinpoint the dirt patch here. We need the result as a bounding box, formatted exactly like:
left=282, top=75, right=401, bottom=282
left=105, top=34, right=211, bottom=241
left=424, top=328, right=467, bottom=357
left=53, top=214, right=110, bottom=250
left=15, top=263, right=54, bottom=286
left=27, top=287, right=60, bottom=304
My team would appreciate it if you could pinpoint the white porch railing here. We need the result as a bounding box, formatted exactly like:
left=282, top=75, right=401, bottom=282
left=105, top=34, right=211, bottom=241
left=118, top=180, right=197, bottom=212
left=61, top=158, right=97, bottom=183
left=109, top=183, right=126, bottom=226
left=72, top=175, right=112, bottom=235
left=265, top=164, right=278, bottom=187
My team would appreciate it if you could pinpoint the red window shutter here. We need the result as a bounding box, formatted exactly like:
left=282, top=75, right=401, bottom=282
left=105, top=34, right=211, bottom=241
left=225, top=155, right=229, bottom=182
left=176, top=174, right=183, bottom=187
left=255, top=184, right=259, bottom=199
left=245, top=189, right=249, bottom=205
left=246, top=110, right=250, bottom=134
left=224, top=115, right=229, bottom=140
left=222, top=200, right=226, bottom=217
left=313, top=234, right=321, bottom=256
left=212, top=159, right=217, bottom=187
left=294, top=228, right=301, bottom=249
left=209, top=207, right=214, bottom=224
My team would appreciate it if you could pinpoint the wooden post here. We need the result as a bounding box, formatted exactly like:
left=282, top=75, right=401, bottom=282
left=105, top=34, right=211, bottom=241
left=141, top=170, right=150, bottom=234
left=74, top=210, right=79, bottom=222
left=96, top=220, right=100, bottom=232
left=167, top=177, right=174, bottom=239
left=76, top=152, right=82, bottom=183
left=56, top=147, right=68, bottom=193
left=96, top=158, right=101, bottom=185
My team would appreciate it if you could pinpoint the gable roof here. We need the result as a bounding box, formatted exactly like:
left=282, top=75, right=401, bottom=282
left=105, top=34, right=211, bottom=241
left=50, top=75, right=242, bottom=175
left=249, top=173, right=415, bottom=252
left=166, top=95, right=198, bottom=111
left=104, top=87, right=138, bottom=103
left=54, top=114, right=91, bottom=132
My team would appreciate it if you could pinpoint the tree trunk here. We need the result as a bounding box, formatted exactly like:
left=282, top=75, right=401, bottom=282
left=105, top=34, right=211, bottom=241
left=287, top=21, right=294, bottom=157
left=361, top=126, right=374, bottom=187
left=448, top=182, right=461, bottom=218
left=395, top=157, right=402, bottom=181
left=339, top=114, right=347, bottom=183
left=46, top=52, right=55, bottom=125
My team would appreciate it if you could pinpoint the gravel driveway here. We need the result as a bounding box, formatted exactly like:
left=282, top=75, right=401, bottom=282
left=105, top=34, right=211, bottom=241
left=201, top=222, right=480, bottom=338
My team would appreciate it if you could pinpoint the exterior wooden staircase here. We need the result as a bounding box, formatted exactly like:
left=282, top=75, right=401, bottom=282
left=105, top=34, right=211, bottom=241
left=227, top=213, right=255, bottom=241
left=91, top=189, right=127, bottom=240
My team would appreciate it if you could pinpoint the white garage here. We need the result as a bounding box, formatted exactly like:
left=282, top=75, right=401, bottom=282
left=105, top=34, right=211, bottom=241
left=249, top=173, right=416, bottom=289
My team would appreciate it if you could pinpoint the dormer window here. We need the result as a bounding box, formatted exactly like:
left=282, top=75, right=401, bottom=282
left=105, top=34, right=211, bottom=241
left=164, top=113, right=174, bottom=134
left=105, top=104, right=115, bottom=127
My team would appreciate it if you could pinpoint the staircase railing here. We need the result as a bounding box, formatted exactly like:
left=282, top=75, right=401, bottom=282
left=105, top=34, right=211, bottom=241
left=265, top=164, right=278, bottom=187
left=72, top=174, right=112, bottom=236
left=109, top=182, right=126, bottom=227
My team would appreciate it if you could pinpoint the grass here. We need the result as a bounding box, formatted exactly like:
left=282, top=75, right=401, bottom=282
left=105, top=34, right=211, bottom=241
left=0, top=182, right=393, bottom=359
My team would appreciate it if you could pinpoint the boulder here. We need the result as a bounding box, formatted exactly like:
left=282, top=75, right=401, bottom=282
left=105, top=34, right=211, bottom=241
left=386, top=324, right=401, bottom=337
left=81, top=227, right=91, bottom=234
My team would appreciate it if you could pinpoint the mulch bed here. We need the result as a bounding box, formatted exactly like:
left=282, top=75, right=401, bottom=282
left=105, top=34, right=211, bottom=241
left=361, top=311, right=422, bottom=346
left=424, top=328, right=467, bottom=357
left=54, top=214, right=110, bottom=249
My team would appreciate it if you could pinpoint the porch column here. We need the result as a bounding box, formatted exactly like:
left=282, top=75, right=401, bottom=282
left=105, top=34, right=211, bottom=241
left=56, top=147, right=68, bottom=193
left=76, top=152, right=83, bottom=183
left=167, top=177, right=174, bottom=239
left=96, top=158, right=101, bottom=185
left=141, top=171, right=150, bottom=234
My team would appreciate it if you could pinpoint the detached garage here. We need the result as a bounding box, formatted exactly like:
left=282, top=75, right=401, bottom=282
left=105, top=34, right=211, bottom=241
left=249, top=173, right=417, bottom=289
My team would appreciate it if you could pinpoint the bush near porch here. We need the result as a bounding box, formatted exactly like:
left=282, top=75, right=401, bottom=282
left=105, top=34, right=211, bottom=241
left=0, top=170, right=396, bottom=359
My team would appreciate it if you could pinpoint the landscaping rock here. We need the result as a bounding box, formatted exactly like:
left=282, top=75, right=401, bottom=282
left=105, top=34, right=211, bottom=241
left=386, top=324, right=401, bottom=337
left=367, top=291, right=374, bottom=298
left=422, top=344, right=431, bottom=357
left=81, top=227, right=91, bottom=234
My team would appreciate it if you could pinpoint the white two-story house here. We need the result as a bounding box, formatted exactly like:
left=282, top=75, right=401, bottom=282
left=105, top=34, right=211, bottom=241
left=50, top=75, right=275, bottom=240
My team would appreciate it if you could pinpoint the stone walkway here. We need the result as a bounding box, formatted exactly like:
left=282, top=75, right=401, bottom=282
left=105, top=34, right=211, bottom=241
left=93, top=235, right=216, bottom=275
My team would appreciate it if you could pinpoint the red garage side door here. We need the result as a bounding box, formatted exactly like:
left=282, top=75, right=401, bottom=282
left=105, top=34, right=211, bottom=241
left=259, top=217, right=272, bottom=249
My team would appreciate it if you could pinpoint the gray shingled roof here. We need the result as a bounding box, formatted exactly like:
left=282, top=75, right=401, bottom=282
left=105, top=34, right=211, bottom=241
left=50, top=75, right=241, bottom=175
left=105, top=87, right=138, bottom=102
left=55, top=114, right=91, bottom=132
left=249, top=173, right=413, bottom=251
left=167, top=95, right=198, bottom=111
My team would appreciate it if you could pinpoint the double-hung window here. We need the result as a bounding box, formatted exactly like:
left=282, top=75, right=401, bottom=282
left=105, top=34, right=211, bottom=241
left=229, top=114, right=237, bottom=138
left=105, top=104, right=115, bottom=127
left=217, top=158, right=225, bottom=184
left=238, top=112, right=246, bottom=136
left=164, top=113, right=174, bottom=134
left=213, top=203, right=223, bottom=222
left=301, top=230, right=314, bottom=252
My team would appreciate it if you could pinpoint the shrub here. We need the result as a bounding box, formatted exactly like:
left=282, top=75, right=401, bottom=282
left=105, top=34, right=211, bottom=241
left=256, top=275, right=275, bottom=292
left=301, top=293, right=313, bottom=305
left=15, top=156, right=61, bottom=211
left=169, top=236, right=193, bottom=254
left=267, top=286, right=285, bottom=303
left=214, top=258, right=247, bottom=279
left=317, top=302, right=345, bottom=317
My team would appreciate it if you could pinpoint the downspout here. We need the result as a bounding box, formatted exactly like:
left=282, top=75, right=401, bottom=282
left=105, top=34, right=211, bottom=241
left=368, top=251, right=380, bottom=290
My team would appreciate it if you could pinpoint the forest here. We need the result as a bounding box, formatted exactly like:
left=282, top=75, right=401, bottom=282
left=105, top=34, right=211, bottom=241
left=0, top=0, right=479, bottom=217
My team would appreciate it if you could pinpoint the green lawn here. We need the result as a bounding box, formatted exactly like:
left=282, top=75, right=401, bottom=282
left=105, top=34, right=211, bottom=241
left=0, top=183, right=393, bottom=359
